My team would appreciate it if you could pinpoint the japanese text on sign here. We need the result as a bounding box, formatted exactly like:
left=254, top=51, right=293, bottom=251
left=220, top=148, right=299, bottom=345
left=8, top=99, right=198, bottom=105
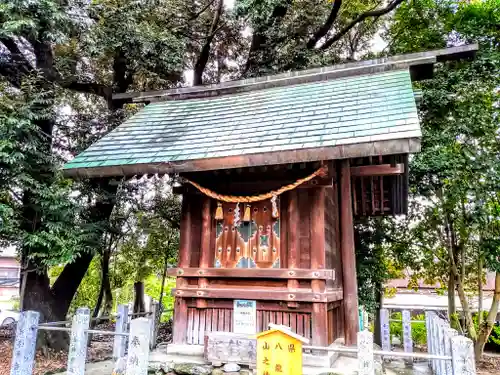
left=233, top=300, right=257, bottom=334
left=256, top=329, right=303, bottom=375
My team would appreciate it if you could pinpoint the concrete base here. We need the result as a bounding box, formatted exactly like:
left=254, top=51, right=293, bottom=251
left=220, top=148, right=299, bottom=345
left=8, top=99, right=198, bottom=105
left=163, top=343, right=338, bottom=373
left=154, top=344, right=206, bottom=366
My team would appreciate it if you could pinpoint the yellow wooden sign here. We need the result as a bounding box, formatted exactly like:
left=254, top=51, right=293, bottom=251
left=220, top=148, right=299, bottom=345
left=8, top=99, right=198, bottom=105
left=256, top=324, right=309, bottom=375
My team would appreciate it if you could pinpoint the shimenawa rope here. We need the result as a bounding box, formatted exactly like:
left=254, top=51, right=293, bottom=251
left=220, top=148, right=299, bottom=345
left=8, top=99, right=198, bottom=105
left=182, top=166, right=327, bottom=203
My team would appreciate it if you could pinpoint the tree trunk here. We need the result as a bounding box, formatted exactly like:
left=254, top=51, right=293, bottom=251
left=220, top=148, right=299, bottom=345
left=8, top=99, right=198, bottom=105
left=22, top=252, right=94, bottom=350
left=21, top=178, right=117, bottom=350
left=448, top=268, right=458, bottom=327
left=158, top=258, right=168, bottom=310
left=474, top=272, right=500, bottom=359
left=456, top=276, right=477, bottom=339
left=93, top=249, right=113, bottom=320
left=477, top=254, right=483, bottom=328
left=133, top=281, right=146, bottom=314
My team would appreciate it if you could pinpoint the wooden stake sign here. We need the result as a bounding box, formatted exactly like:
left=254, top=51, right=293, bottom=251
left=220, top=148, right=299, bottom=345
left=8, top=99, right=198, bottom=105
left=256, top=324, right=308, bottom=375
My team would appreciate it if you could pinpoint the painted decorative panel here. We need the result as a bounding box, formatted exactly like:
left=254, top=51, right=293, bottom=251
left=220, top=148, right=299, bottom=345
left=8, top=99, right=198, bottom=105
left=214, top=200, right=280, bottom=269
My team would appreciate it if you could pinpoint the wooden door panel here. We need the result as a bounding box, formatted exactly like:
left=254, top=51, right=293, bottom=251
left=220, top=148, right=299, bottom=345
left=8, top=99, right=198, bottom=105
left=214, top=200, right=280, bottom=268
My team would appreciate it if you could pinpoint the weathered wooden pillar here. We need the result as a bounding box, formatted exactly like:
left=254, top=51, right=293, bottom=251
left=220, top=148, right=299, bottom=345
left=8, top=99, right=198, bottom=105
left=173, top=196, right=192, bottom=344
left=286, top=190, right=299, bottom=308
left=340, top=159, right=359, bottom=345
left=310, top=187, right=328, bottom=346
left=197, top=196, right=212, bottom=309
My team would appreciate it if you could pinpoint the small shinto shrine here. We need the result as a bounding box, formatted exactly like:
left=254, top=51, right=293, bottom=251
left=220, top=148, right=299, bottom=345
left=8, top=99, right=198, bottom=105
left=64, top=46, right=477, bottom=352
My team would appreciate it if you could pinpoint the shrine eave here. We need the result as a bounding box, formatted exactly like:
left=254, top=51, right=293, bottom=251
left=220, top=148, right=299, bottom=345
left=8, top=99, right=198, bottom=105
left=63, top=136, right=420, bottom=178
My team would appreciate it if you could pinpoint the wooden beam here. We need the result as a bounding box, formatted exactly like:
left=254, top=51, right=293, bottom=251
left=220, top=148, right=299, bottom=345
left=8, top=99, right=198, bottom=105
left=287, top=190, right=300, bottom=307
left=178, top=197, right=192, bottom=268
left=173, top=196, right=192, bottom=344
left=310, top=187, right=326, bottom=272
left=310, top=187, right=328, bottom=346
left=197, top=196, right=212, bottom=308
left=340, top=160, right=360, bottom=345
left=350, top=163, right=404, bottom=177
left=173, top=287, right=343, bottom=303
left=168, top=268, right=336, bottom=280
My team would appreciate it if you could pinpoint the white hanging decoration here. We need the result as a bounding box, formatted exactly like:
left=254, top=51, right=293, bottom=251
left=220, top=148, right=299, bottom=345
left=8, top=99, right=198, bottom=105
left=234, top=202, right=241, bottom=227
left=271, top=195, right=279, bottom=218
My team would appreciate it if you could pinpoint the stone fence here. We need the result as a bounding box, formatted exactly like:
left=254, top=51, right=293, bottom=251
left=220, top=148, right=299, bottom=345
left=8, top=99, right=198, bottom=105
left=9, top=304, right=159, bottom=375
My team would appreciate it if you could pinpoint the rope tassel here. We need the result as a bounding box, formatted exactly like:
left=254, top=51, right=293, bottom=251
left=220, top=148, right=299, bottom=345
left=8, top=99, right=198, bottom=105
left=215, top=202, right=223, bottom=220
left=243, top=204, right=251, bottom=222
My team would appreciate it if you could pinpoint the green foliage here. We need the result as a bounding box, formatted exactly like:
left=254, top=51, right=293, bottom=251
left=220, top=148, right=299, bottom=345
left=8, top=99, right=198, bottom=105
left=111, top=181, right=180, bottom=284
left=0, top=80, right=83, bottom=267
left=87, top=0, right=187, bottom=90
left=355, top=217, right=401, bottom=312
left=472, top=312, right=500, bottom=349
left=384, top=0, right=500, bottom=354
left=383, top=0, right=453, bottom=55
left=390, top=312, right=427, bottom=346
left=50, top=257, right=177, bottom=318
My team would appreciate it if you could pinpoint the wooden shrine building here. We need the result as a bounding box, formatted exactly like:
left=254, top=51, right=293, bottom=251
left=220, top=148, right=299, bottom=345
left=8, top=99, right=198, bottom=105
left=64, top=45, right=477, bottom=350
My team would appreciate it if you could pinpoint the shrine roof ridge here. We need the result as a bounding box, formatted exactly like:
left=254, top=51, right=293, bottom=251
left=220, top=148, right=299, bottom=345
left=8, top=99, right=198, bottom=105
left=113, top=44, right=477, bottom=104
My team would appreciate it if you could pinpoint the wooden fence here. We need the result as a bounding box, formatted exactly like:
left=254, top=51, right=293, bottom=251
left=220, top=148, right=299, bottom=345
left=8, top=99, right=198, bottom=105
left=9, top=303, right=160, bottom=375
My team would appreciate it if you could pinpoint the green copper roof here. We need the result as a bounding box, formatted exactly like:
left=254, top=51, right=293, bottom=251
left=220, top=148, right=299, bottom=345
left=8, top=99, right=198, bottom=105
left=64, top=69, right=420, bottom=174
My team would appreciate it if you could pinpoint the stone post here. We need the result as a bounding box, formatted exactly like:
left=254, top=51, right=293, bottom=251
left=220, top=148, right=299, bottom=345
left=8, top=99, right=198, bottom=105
left=113, top=304, right=129, bottom=360
left=445, top=328, right=457, bottom=375
left=67, top=307, right=91, bottom=375
left=425, top=311, right=432, bottom=361
left=436, top=317, right=443, bottom=375
left=357, top=330, right=374, bottom=375
left=438, top=319, right=449, bottom=375
left=149, top=301, right=159, bottom=350
left=379, top=308, right=390, bottom=352
left=126, top=318, right=151, bottom=375
left=10, top=310, right=39, bottom=375
left=451, top=335, right=476, bottom=375
left=402, top=310, right=413, bottom=364
left=430, top=313, right=438, bottom=373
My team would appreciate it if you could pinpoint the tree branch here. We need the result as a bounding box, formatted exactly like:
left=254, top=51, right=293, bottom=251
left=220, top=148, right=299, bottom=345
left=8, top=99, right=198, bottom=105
left=189, top=0, right=217, bottom=21
left=319, top=0, right=405, bottom=51
left=193, top=0, right=224, bottom=86
left=0, top=36, right=34, bottom=73
left=306, top=0, right=342, bottom=49
left=0, top=36, right=34, bottom=88
left=242, top=0, right=293, bottom=77
left=61, top=80, right=113, bottom=99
